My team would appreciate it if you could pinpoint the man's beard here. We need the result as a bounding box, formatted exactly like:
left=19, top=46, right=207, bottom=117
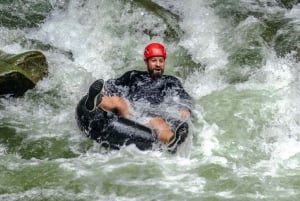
left=148, top=68, right=164, bottom=79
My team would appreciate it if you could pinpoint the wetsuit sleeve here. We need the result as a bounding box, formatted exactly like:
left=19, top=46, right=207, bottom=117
left=104, top=71, right=134, bottom=97
left=166, top=77, right=193, bottom=113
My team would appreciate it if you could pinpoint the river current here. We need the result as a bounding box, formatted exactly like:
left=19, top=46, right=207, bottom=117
left=0, top=0, right=300, bottom=200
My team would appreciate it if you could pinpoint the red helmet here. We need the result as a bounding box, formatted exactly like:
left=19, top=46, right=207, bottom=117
left=144, top=43, right=167, bottom=60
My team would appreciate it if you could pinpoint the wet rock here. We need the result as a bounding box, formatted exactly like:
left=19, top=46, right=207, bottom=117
left=169, top=47, right=204, bottom=79
left=276, top=0, right=299, bottom=9
left=21, top=39, right=74, bottom=61
left=129, top=0, right=184, bottom=42
left=0, top=51, right=48, bottom=97
left=0, top=0, right=52, bottom=28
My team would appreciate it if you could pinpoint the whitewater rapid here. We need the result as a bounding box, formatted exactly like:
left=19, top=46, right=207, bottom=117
left=0, top=0, right=300, bottom=200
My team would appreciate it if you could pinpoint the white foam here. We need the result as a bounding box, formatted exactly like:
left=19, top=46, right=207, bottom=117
left=1, top=2, right=300, bottom=199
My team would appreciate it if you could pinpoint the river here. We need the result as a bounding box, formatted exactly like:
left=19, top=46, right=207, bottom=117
left=0, top=0, right=300, bottom=200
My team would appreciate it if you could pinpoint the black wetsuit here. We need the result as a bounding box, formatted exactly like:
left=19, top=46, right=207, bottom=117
left=76, top=70, right=192, bottom=150
left=104, top=70, right=192, bottom=114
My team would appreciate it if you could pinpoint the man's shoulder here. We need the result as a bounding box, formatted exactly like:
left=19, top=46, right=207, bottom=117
left=123, top=70, right=147, bottom=77
left=114, top=70, right=148, bottom=84
left=130, top=70, right=147, bottom=75
left=163, top=74, right=181, bottom=83
left=116, top=70, right=145, bottom=79
left=128, top=70, right=150, bottom=80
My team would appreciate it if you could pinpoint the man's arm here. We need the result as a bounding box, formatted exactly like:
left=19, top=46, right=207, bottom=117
left=104, top=71, right=135, bottom=97
left=171, top=77, right=193, bottom=106
left=166, top=76, right=193, bottom=120
left=179, top=108, right=191, bottom=120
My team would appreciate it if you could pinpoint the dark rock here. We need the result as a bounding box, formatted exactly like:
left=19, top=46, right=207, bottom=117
left=0, top=51, right=48, bottom=97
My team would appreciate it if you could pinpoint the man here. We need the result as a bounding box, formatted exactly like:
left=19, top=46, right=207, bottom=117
left=80, top=42, right=192, bottom=150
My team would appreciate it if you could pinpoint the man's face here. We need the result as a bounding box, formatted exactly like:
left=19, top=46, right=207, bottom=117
left=145, top=56, right=165, bottom=79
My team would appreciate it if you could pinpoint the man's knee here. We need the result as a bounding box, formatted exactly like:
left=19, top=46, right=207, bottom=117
left=148, top=117, right=164, bottom=125
left=100, top=96, right=129, bottom=117
left=148, top=117, right=173, bottom=143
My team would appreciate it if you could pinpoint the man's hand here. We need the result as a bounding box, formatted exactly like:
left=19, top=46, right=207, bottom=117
left=179, top=108, right=190, bottom=121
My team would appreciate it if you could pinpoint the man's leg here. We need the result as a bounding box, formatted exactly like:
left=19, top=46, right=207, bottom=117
left=85, top=79, right=130, bottom=118
left=99, top=96, right=130, bottom=118
left=148, top=117, right=189, bottom=151
left=85, top=80, right=186, bottom=146
left=148, top=117, right=174, bottom=144
left=85, top=79, right=104, bottom=111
